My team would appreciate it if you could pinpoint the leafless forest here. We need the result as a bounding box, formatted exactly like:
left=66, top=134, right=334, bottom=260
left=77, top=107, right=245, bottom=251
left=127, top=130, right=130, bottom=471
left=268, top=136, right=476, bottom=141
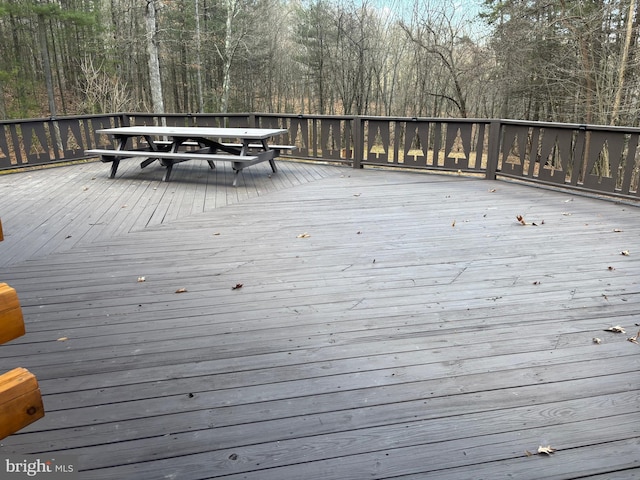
left=1, top=0, right=639, bottom=125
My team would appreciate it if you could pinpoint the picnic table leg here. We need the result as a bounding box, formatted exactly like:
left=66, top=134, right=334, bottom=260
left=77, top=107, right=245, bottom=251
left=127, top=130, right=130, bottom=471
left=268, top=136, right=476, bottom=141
left=107, top=135, right=130, bottom=178
left=262, top=141, right=277, bottom=173
left=140, top=158, right=156, bottom=168
left=109, top=159, right=120, bottom=178
left=162, top=161, right=174, bottom=182
left=232, top=168, right=241, bottom=187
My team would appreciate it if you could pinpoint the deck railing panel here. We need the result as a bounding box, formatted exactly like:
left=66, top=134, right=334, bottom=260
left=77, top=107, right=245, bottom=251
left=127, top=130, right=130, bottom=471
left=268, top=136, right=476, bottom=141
left=359, top=118, right=490, bottom=174
left=1, top=113, right=639, bottom=200
left=495, top=120, right=640, bottom=198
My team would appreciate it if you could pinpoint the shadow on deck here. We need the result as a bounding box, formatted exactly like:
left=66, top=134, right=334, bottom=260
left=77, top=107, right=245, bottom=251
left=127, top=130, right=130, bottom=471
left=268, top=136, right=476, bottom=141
left=0, top=159, right=639, bottom=479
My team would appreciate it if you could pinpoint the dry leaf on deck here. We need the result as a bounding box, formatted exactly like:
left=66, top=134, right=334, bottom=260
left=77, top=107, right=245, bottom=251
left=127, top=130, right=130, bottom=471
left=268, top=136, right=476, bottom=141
left=607, top=266, right=615, bottom=271
left=175, top=288, right=188, bottom=293
left=537, top=445, right=556, bottom=455
left=613, top=229, right=623, bottom=233
left=232, top=283, right=243, bottom=290
left=297, top=233, right=311, bottom=238
left=57, top=337, right=68, bottom=342
left=627, top=331, right=640, bottom=344
left=592, top=337, right=602, bottom=344
left=621, top=250, right=630, bottom=256
left=488, top=188, right=497, bottom=193
left=137, top=276, right=146, bottom=282
left=452, top=220, right=456, bottom=227
left=604, top=325, right=626, bottom=334
left=516, top=215, right=526, bottom=225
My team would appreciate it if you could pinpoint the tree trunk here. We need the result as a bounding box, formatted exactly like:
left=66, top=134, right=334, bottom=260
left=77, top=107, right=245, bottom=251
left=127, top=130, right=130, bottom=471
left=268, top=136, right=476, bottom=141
left=37, top=14, right=57, bottom=117
left=610, top=0, right=636, bottom=126
left=145, top=0, right=165, bottom=115
left=220, top=0, right=237, bottom=114
left=194, top=0, right=204, bottom=112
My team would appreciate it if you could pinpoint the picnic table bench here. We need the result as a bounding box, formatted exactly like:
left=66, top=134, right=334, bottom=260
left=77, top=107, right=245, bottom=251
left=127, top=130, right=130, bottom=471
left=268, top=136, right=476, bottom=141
left=85, top=126, right=295, bottom=186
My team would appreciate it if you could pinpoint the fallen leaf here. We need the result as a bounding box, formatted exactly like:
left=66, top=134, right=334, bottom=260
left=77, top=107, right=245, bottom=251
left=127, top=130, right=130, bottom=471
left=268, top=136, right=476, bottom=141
left=297, top=233, right=311, bottom=238
left=524, top=450, right=533, bottom=457
left=175, top=288, right=188, bottom=293
left=537, top=445, right=556, bottom=455
left=137, top=276, right=146, bottom=282
left=452, top=220, right=456, bottom=227
left=604, top=325, right=626, bottom=334
left=592, top=337, right=602, bottom=344
left=613, top=229, right=623, bottom=233
left=57, top=337, right=68, bottom=342
left=213, top=232, right=221, bottom=236
left=562, top=212, right=572, bottom=216
left=627, top=331, right=640, bottom=344
left=516, top=215, right=539, bottom=226
left=488, top=188, right=496, bottom=193
left=607, top=266, right=615, bottom=271
left=353, top=193, right=361, bottom=197
left=621, top=250, right=630, bottom=256
left=232, top=283, right=243, bottom=290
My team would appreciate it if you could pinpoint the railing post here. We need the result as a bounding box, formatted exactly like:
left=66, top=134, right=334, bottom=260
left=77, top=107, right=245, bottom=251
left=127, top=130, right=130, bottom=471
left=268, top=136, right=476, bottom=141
left=353, top=116, right=363, bottom=169
left=120, top=113, right=131, bottom=127
left=486, top=119, right=501, bottom=179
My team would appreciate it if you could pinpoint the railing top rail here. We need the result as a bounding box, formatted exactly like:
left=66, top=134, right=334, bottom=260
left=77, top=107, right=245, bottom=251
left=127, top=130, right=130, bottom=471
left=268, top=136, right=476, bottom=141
left=0, top=113, right=125, bottom=126
left=499, top=118, right=640, bottom=133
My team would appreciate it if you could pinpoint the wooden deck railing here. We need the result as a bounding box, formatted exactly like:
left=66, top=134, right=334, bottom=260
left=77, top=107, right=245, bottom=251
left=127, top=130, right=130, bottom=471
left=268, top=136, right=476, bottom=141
left=1, top=113, right=639, bottom=200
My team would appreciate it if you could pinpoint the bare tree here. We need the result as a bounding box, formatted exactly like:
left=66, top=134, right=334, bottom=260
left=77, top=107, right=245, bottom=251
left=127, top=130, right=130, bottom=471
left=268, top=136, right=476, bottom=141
left=79, top=57, right=134, bottom=113
left=400, top=0, right=480, bottom=117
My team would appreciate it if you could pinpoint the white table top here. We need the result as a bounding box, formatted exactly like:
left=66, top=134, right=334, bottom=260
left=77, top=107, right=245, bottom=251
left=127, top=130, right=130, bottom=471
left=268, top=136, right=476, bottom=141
left=97, top=126, right=288, bottom=140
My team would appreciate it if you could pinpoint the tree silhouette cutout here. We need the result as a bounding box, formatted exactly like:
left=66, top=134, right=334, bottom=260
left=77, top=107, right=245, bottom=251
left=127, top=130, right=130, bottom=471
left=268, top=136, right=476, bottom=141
left=369, top=127, right=386, bottom=156
left=447, top=128, right=467, bottom=159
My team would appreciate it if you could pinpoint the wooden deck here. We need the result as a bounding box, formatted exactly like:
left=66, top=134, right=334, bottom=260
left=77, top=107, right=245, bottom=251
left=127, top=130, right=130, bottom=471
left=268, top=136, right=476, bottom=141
left=0, top=159, right=639, bottom=479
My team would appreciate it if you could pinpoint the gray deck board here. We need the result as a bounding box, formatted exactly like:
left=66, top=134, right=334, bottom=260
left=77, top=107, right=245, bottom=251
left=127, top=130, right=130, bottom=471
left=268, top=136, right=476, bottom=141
left=0, top=161, right=639, bottom=479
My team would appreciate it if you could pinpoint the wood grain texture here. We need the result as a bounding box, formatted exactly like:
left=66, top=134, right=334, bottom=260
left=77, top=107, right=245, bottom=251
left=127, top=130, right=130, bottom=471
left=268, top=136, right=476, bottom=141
left=0, top=368, right=44, bottom=440
left=0, top=162, right=638, bottom=479
left=0, top=283, right=24, bottom=344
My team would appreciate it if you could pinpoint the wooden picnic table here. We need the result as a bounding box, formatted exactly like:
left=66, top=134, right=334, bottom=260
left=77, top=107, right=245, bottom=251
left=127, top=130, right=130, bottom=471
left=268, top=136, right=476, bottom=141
left=85, top=126, right=293, bottom=186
